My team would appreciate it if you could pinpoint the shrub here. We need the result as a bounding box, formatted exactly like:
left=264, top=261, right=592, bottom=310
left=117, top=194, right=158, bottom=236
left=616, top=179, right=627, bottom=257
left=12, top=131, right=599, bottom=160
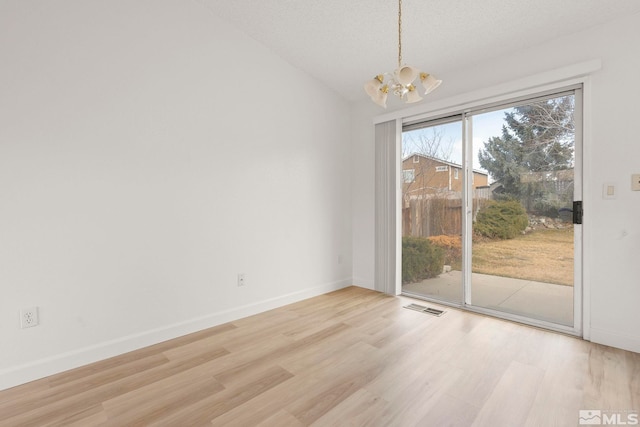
left=428, top=235, right=462, bottom=268
left=474, top=200, right=528, bottom=239
left=402, top=237, right=445, bottom=284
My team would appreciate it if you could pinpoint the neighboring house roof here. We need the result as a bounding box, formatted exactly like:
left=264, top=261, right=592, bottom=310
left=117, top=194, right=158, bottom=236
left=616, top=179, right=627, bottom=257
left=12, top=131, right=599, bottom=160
left=402, top=153, right=489, bottom=176
left=489, top=181, right=505, bottom=194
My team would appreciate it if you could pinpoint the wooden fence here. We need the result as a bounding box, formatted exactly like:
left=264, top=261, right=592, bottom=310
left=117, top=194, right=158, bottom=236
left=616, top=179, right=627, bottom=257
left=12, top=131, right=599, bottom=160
left=402, top=196, right=489, bottom=238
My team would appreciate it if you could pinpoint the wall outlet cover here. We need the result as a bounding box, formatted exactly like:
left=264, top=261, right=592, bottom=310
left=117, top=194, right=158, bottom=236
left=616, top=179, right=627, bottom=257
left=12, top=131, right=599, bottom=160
left=20, top=307, right=39, bottom=328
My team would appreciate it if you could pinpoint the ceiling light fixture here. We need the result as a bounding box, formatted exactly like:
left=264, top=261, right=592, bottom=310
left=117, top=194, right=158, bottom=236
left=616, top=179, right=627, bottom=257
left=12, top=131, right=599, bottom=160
left=364, top=0, right=442, bottom=108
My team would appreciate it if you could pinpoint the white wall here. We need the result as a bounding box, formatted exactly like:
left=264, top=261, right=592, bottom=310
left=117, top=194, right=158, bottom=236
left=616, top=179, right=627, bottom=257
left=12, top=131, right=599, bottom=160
left=0, top=0, right=352, bottom=390
left=351, top=12, right=640, bottom=353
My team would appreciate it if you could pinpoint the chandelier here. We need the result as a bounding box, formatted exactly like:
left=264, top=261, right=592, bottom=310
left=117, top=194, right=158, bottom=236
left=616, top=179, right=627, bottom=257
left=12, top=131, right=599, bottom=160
left=364, top=0, right=442, bottom=108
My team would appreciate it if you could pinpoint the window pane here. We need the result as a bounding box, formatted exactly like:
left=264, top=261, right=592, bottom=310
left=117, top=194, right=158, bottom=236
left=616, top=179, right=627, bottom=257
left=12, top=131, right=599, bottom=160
left=470, top=94, right=575, bottom=326
left=401, top=121, right=464, bottom=303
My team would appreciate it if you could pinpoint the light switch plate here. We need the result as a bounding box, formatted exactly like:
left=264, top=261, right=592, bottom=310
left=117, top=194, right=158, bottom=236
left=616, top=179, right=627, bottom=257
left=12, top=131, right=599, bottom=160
left=603, top=183, right=616, bottom=199
left=632, top=174, right=640, bottom=191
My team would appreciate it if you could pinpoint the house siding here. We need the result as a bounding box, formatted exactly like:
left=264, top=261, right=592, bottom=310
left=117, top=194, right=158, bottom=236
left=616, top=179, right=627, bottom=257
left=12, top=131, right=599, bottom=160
left=402, top=155, right=488, bottom=197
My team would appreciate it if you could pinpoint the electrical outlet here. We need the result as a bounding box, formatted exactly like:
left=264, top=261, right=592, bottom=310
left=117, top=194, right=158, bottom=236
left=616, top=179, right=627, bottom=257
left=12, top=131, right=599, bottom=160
left=632, top=174, right=640, bottom=191
left=20, top=307, right=39, bottom=328
left=237, top=273, right=245, bottom=287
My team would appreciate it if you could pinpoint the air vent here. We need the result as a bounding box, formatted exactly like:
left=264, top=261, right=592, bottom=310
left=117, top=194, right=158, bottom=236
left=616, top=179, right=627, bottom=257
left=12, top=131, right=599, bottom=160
left=403, top=303, right=445, bottom=317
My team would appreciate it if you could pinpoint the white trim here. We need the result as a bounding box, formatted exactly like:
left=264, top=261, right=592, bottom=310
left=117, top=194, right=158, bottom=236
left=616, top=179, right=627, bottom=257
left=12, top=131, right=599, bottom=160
left=394, top=119, right=403, bottom=295
left=581, top=78, right=593, bottom=341
left=572, top=84, right=585, bottom=337
left=0, top=279, right=352, bottom=391
left=590, top=328, right=640, bottom=354
left=465, top=305, right=579, bottom=336
left=463, top=116, right=473, bottom=305
left=374, top=60, right=602, bottom=125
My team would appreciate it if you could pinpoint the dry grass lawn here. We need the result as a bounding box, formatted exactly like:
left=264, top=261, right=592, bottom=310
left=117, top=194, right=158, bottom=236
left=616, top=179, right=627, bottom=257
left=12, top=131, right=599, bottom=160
left=472, top=228, right=574, bottom=286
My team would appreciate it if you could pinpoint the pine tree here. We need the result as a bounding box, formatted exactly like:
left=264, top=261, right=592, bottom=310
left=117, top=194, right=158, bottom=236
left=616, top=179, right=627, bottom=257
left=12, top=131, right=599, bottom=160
left=478, top=96, right=575, bottom=214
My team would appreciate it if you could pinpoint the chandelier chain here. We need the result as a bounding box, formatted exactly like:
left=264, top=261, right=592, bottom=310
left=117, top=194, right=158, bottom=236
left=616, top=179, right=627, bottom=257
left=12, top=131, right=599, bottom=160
left=363, top=0, right=441, bottom=107
left=398, top=0, right=402, bottom=68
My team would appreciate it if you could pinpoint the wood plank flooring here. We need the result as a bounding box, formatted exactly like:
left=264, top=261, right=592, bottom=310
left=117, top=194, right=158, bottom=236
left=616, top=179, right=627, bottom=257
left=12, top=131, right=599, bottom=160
left=1, top=286, right=638, bottom=426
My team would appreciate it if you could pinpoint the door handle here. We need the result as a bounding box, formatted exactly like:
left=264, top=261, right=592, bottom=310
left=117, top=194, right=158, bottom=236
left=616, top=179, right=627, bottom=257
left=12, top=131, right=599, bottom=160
left=571, top=201, right=583, bottom=224
left=558, top=201, right=582, bottom=224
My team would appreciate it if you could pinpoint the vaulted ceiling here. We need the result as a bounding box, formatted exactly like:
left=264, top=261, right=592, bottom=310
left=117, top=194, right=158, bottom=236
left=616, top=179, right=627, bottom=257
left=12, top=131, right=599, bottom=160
left=202, top=0, right=640, bottom=102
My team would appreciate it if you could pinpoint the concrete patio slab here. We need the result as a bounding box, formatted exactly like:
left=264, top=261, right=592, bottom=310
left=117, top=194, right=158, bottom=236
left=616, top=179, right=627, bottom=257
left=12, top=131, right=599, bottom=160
left=402, top=270, right=573, bottom=326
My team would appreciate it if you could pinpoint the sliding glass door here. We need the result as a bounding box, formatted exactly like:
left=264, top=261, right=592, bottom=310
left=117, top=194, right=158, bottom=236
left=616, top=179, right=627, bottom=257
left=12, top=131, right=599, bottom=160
left=401, top=88, right=582, bottom=332
left=400, top=117, right=464, bottom=304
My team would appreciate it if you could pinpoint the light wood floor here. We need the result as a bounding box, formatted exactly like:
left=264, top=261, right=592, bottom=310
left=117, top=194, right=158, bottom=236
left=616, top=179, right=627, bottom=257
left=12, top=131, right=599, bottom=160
left=1, top=286, right=638, bottom=426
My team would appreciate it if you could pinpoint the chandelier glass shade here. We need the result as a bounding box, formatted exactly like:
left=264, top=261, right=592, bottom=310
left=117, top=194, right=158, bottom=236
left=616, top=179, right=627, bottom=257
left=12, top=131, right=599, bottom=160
left=364, top=0, right=441, bottom=108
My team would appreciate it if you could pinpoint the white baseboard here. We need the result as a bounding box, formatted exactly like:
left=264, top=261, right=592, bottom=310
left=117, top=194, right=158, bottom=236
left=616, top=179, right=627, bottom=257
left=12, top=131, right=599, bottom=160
left=352, top=276, right=374, bottom=290
left=590, top=327, right=640, bottom=354
left=0, top=279, right=352, bottom=391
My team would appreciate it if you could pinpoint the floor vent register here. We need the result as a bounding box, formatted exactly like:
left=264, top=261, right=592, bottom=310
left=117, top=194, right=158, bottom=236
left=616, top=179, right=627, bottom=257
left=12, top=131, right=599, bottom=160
left=403, top=303, right=445, bottom=317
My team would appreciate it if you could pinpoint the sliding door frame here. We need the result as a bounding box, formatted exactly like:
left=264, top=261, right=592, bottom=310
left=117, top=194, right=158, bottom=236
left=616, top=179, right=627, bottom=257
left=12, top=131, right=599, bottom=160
left=383, top=71, right=593, bottom=337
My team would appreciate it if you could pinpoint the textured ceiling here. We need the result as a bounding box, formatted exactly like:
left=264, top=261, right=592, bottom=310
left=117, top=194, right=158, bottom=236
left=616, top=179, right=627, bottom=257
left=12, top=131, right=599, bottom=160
left=201, top=0, right=640, bottom=102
